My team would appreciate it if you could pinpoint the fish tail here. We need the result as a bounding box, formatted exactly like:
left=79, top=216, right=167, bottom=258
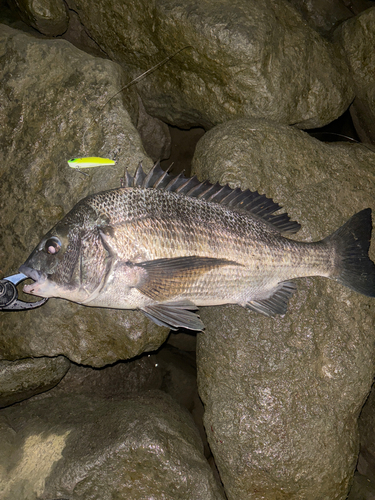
left=326, top=208, right=375, bottom=297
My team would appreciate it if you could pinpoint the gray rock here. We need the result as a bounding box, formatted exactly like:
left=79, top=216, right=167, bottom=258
left=65, top=0, right=353, bottom=129
left=192, top=118, right=375, bottom=499
left=7, top=0, right=69, bottom=36
left=0, top=25, right=169, bottom=367
left=0, top=391, right=225, bottom=500
left=333, top=8, right=375, bottom=144
left=0, top=356, right=70, bottom=408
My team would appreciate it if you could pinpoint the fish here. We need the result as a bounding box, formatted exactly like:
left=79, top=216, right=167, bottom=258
left=19, top=163, right=375, bottom=330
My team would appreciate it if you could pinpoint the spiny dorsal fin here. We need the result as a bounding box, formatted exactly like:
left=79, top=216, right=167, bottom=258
left=123, top=162, right=301, bottom=235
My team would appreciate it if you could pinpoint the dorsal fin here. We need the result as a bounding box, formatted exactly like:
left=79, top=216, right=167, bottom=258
left=123, top=162, right=301, bottom=235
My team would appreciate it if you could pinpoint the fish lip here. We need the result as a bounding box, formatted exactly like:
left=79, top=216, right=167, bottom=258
left=18, top=264, right=47, bottom=283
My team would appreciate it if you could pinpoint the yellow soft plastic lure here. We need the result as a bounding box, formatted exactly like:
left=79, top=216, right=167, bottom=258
left=68, top=157, right=116, bottom=169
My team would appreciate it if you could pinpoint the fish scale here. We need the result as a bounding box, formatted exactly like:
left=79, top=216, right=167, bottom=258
left=19, top=163, right=375, bottom=330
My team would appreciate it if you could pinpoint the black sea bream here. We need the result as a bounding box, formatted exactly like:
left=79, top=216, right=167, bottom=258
left=20, top=163, right=375, bottom=330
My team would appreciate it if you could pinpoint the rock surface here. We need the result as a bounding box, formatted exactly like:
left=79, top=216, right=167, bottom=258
left=192, top=118, right=375, bottom=499
left=7, top=0, right=69, bottom=36
left=65, top=0, right=353, bottom=129
left=347, top=472, right=375, bottom=500
left=286, top=0, right=353, bottom=34
left=0, top=391, right=224, bottom=499
left=334, top=8, right=375, bottom=144
left=0, top=356, right=70, bottom=408
left=26, top=345, right=209, bottom=459
left=0, top=25, right=169, bottom=367
left=136, top=95, right=171, bottom=162
left=357, top=382, right=375, bottom=485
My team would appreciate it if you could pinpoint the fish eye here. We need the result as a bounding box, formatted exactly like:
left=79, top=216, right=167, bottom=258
left=44, top=237, right=61, bottom=255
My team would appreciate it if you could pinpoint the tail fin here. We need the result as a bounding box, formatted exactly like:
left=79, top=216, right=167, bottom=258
left=326, top=208, right=375, bottom=297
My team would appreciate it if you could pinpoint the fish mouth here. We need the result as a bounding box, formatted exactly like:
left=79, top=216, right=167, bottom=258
left=19, top=264, right=47, bottom=283
left=18, top=265, right=49, bottom=295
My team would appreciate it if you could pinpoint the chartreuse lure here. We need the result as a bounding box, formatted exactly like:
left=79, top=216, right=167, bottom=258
left=68, top=157, right=116, bottom=169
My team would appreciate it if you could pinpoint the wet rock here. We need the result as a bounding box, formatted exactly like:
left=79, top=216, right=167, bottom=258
left=65, top=0, right=353, bottom=129
left=0, top=25, right=169, bottom=367
left=0, top=356, right=70, bottom=408
left=333, top=8, right=375, bottom=144
left=7, top=0, right=69, bottom=36
left=192, top=118, right=375, bottom=499
left=0, top=391, right=225, bottom=499
left=28, top=345, right=209, bottom=459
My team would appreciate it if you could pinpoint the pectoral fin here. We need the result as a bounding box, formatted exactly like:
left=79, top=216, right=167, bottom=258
left=246, top=281, right=296, bottom=317
left=135, top=256, right=239, bottom=301
left=141, top=300, right=204, bottom=331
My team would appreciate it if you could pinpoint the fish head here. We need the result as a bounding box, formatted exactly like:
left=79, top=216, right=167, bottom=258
left=19, top=200, right=111, bottom=303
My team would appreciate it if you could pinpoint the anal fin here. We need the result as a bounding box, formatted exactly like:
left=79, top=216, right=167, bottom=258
left=246, top=281, right=296, bottom=317
left=141, top=300, right=204, bottom=331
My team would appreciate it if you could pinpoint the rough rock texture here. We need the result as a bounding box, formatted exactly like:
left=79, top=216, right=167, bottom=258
left=347, top=472, right=375, bottom=500
left=26, top=345, right=209, bottom=459
left=334, top=8, right=375, bottom=144
left=0, top=391, right=224, bottom=500
left=0, top=297, right=169, bottom=366
left=136, top=95, right=171, bottom=162
left=357, top=382, right=375, bottom=484
left=0, top=356, right=70, bottom=408
left=0, top=25, right=169, bottom=367
left=192, top=118, right=375, bottom=500
left=287, top=0, right=353, bottom=35
left=65, top=0, right=353, bottom=129
left=60, top=8, right=107, bottom=57
left=7, top=0, right=69, bottom=36
left=34, top=346, right=200, bottom=417
left=41, top=355, right=163, bottom=401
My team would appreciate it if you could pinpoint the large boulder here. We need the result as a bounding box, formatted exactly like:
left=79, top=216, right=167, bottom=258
left=0, top=25, right=169, bottom=367
left=65, top=0, right=353, bottom=129
left=0, top=391, right=225, bottom=499
left=192, top=118, right=375, bottom=499
left=0, top=356, right=70, bottom=407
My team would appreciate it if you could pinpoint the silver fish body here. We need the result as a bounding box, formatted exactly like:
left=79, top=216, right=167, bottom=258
left=20, top=163, right=375, bottom=330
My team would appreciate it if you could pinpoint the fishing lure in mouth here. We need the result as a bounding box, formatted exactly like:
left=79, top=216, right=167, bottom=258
left=68, top=157, right=116, bottom=169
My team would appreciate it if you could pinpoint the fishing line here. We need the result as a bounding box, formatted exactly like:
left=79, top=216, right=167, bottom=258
left=80, top=45, right=194, bottom=157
